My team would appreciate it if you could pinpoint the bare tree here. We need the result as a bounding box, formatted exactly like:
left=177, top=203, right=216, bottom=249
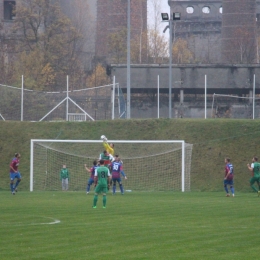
left=147, top=0, right=168, bottom=63
left=226, top=27, right=256, bottom=63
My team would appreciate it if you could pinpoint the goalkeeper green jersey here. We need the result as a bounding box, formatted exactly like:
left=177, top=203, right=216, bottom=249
left=95, top=166, right=110, bottom=186
left=253, top=162, right=260, bottom=178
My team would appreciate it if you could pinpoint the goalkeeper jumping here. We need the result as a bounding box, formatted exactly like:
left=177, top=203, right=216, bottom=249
left=102, top=135, right=114, bottom=156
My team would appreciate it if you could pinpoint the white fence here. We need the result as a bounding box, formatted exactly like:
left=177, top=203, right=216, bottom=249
left=0, top=78, right=126, bottom=121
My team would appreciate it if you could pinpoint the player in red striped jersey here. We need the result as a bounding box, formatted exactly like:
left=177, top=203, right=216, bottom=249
left=9, top=153, right=22, bottom=195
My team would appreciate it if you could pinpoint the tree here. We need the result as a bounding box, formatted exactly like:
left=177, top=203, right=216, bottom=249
left=107, top=0, right=168, bottom=65
left=146, top=0, right=168, bottom=63
left=0, top=21, right=16, bottom=84
left=172, top=38, right=194, bottom=64
left=11, top=0, right=86, bottom=90
left=147, top=29, right=168, bottom=63
left=86, top=64, right=110, bottom=88
left=107, top=28, right=128, bottom=64
left=226, top=27, right=256, bottom=64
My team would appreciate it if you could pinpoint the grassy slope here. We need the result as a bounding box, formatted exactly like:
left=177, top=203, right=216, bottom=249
left=1, top=119, right=260, bottom=192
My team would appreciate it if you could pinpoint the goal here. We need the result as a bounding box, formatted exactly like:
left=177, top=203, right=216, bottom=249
left=30, top=140, right=193, bottom=192
left=211, top=93, right=260, bottom=119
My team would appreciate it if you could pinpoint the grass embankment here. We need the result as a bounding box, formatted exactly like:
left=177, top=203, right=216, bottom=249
left=0, top=119, right=260, bottom=191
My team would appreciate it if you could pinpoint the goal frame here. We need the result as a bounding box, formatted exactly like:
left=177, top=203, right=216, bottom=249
left=30, top=139, right=186, bottom=192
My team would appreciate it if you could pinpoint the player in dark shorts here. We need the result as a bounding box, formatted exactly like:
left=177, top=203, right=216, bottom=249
left=9, top=153, right=22, bottom=195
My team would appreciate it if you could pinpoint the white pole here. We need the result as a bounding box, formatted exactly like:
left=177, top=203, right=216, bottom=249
left=211, top=93, right=215, bottom=118
left=30, top=140, right=34, bottom=191
left=205, top=75, right=207, bottom=119
left=253, top=74, right=256, bottom=120
left=66, top=75, right=69, bottom=121
left=157, top=75, right=160, bottom=118
left=112, top=76, right=115, bottom=120
left=181, top=141, right=185, bottom=192
left=21, top=75, right=24, bottom=121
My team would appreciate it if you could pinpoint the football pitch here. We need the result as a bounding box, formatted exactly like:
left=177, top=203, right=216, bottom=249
left=1, top=191, right=259, bottom=260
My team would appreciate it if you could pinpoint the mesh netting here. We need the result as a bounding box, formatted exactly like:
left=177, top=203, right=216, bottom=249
left=0, top=84, right=126, bottom=121
left=31, top=141, right=193, bottom=192
left=211, top=94, right=260, bottom=119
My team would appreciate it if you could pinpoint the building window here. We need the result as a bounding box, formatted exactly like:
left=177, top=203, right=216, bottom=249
left=4, top=1, right=16, bottom=20
left=202, top=6, right=210, bottom=14
left=219, top=6, right=223, bottom=14
left=186, top=6, right=194, bottom=14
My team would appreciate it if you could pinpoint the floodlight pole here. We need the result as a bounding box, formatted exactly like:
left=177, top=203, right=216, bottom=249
left=169, top=19, right=173, bottom=119
left=126, top=0, right=131, bottom=119
left=157, top=75, right=160, bottom=118
left=205, top=75, right=207, bottom=119
left=253, top=74, right=256, bottom=120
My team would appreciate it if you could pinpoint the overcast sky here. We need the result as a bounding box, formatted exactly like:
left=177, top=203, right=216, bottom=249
left=148, top=0, right=170, bottom=24
left=148, top=0, right=170, bottom=37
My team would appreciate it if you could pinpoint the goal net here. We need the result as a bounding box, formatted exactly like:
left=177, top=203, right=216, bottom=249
left=30, top=140, right=193, bottom=192
left=211, top=93, right=260, bottom=119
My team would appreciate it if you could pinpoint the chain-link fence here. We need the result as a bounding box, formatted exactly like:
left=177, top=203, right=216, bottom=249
left=0, top=83, right=126, bottom=121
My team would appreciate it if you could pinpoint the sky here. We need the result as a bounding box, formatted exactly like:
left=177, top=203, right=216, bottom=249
left=148, top=0, right=170, bottom=37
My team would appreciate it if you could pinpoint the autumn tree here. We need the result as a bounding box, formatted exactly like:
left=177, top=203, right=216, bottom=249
left=128, top=30, right=148, bottom=64
left=11, top=0, right=87, bottom=90
left=147, top=29, right=168, bottom=63
left=86, top=63, right=110, bottom=88
left=107, top=28, right=128, bottom=64
left=172, top=38, right=194, bottom=64
left=224, top=27, right=256, bottom=64
left=109, top=27, right=168, bottom=65
left=0, top=21, right=16, bottom=84
left=146, top=0, right=168, bottom=63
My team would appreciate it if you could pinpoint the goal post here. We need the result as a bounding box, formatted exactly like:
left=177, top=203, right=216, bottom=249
left=30, top=139, right=193, bottom=192
left=211, top=93, right=260, bottom=119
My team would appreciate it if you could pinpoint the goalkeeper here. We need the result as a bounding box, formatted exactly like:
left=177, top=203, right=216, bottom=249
left=102, top=135, right=115, bottom=156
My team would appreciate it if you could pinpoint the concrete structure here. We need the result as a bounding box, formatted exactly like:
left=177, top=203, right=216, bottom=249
left=169, top=0, right=223, bottom=63
left=168, top=0, right=260, bottom=64
left=111, top=64, right=260, bottom=118
left=112, top=64, right=259, bottom=96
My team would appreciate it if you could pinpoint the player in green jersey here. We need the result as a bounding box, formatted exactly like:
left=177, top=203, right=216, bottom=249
left=60, top=164, right=70, bottom=191
left=247, top=156, right=260, bottom=196
left=99, top=150, right=114, bottom=167
left=93, top=159, right=111, bottom=208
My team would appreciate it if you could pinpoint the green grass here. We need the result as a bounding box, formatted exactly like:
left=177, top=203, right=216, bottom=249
left=1, top=191, right=260, bottom=260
